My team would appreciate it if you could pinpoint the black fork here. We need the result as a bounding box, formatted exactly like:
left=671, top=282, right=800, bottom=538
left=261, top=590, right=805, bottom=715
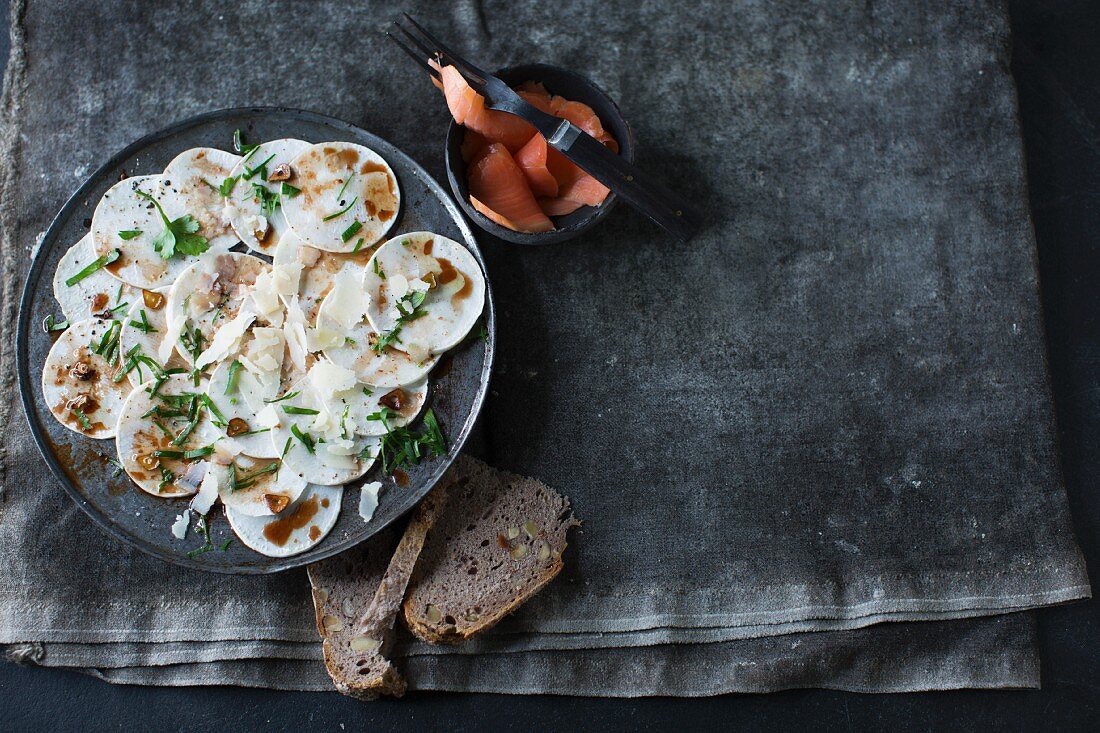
left=389, top=15, right=706, bottom=243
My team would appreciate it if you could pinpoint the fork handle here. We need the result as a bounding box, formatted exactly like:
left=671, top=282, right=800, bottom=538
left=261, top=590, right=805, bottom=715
left=547, top=121, right=705, bottom=242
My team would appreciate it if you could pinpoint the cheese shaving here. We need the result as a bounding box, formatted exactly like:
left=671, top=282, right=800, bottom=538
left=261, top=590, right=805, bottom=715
left=196, top=306, right=256, bottom=368
left=358, top=481, right=382, bottom=522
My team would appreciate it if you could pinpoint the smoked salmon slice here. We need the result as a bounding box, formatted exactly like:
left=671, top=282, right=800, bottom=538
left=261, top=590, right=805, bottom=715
left=549, top=96, right=619, bottom=153
left=432, top=63, right=619, bottom=229
left=467, top=143, right=554, bottom=233
left=434, top=62, right=537, bottom=152
left=513, top=134, right=559, bottom=198
left=538, top=197, right=585, bottom=217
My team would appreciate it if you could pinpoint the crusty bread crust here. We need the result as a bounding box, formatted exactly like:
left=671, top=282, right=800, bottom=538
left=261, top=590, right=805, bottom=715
left=307, top=477, right=453, bottom=700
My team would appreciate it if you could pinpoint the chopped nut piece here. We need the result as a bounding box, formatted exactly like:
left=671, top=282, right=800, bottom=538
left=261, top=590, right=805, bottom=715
left=523, top=520, right=539, bottom=539
left=506, top=526, right=520, bottom=540
left=142, top=289, right=165, bottom=310
left=314, top=587, right=329, bottom=603
left=263, top=493, right=290, bottom=514
left=349, top=636, right=381, bottom=652
left=66, top=394, right=89, bottom=411
left=424, top=604, right=442, bottom=623
left=268, top=163, right=292, bottom=182
left=226, top=417, right=250, bottom=437
left=69, top=361, right=95, bottom=381
left=322, top=614, right=344, bottom=633
left=538, top=541, right=551, bottom=561
left=379, top=388, right=406, bottom=411
left=510, top=544, right=528, bottom=559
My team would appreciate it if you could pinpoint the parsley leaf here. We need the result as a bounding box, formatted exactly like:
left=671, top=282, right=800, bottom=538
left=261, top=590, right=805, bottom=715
left=118, top=229, right=142, bottom=240
left=135, top=190, right=210, bottom=260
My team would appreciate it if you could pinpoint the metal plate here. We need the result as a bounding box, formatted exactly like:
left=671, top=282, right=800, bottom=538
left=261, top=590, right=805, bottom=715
left=16, top=107, right=494, bottom=574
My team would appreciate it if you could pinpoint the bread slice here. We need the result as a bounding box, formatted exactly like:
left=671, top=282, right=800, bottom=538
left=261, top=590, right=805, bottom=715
left=402, top=454, right=580, bottom=644
left=307, top=480, right=451, bottom=700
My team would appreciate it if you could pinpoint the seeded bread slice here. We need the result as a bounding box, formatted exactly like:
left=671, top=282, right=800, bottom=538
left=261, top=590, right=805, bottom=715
left=402, top=454, right=580, bottom=644
left=307, top=480, right=450, bottom=700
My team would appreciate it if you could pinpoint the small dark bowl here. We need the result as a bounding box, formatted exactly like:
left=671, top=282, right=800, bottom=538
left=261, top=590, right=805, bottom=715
left=445, top=63, right=635, bottom=245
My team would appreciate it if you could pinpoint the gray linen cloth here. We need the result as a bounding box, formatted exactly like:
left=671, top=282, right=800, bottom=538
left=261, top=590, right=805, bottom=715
left=0, top=0, right=1089, bottom=694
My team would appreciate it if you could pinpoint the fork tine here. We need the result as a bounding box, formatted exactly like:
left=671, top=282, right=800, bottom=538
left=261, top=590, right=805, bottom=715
left=400, top=13, right=487, bottom=82
left=393, top=22, right=439, bottom=67
left=386, top=31, right=440, bottom=80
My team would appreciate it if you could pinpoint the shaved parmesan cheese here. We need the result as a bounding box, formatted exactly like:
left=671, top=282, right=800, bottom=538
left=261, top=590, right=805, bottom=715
left=325, top=437, right=359, bottom=456
left=310, top=405, right=339, bottom=437
left=159, top=309, right=186, bottom=364
left=309, top=359, right=356, bottom=399
left=307, top=324, right=344, bottom=351
left=196, top=307, right=256, bottom=368
left=318, top=444, right=357, bottom=470
left=388, top=273, right=409, bottom=300
left=325, top=267, right=369, bottom=330
left=190, top=467, right=219, bottom=516
left=171, top=511, right=190, bottom=539
left=257, top=404, right=281, bottom=429
left=249, top=270, right=282, bottom=317
left=404, top=340, right=431, bottom=364
left=242, top=327, right=284, bottom=376
left=212, top=440, right=242, bottom=466
left=271, top=262, right=303, bottom=296
left=283, top=296, right=309, bottom=372
left=359, top=481, right=383, bottom=522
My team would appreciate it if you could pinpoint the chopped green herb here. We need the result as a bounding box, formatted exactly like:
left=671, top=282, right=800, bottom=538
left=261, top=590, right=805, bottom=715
left=158, top=466, right=176, bottom=493
left=282, top=405, right=320, bottom=415
left=200, top=178, right=218, bottom=191
left=372, top=258, right=385, bottom=279
left=369, top=408, right=448, bottom=475
left=361, top=386, right=373, bottom=397
left=219, top=175, right=239, bottom=197
left=334, top=174, right=355, bottom=203
left=118, top=229, right=142, bottom=240
left=227, top=461, right=279, bottom=492
left=43, top=314, right=69, bottom=332
left=280, top=182, right=301, bottom=198
left=198, top=393, right=228, bottom=426
left=72, top=408, right=93, bottom=431
left=477, top=322, right=489, bottom=343
left=127, top=309, right=157, bottom=333
left=251, top=181, right=280, bottom=218
left=290, top=424, right=315, bottom=454
left=185, top=515, right=215, bottom=558
left=105, top=455, right=125, bottom=476
left=264, top=390, right=300, bottom=403
left=281, top=435, right=293, bottom=458
left=243, top=153, right=276, bottom=181
left=224, top=360, right=243, bottom=395
left=322, top=196, right=357, bottom=221
left=135, top=190, right=209, bottom=259
left=65, top=248, right=120, bottom=286
left=341, top=220, right=363, bottom=242
left=350, top=238, right=365, bottom=254
left=219, top=539, right=232, bottom=551
left=371, top=290, right=428, bottom=353
left=235, top=427, right=271, bottom=437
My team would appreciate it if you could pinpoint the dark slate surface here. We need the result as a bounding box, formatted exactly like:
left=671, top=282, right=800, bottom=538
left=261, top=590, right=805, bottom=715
left=3, top=0, right=1100, bottom=730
